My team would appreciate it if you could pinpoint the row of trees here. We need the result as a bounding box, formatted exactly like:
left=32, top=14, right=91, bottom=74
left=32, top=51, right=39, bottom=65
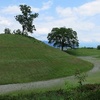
left=4, top=28, right=22, bottom=35
left=3, top=4, right=79, bottom=50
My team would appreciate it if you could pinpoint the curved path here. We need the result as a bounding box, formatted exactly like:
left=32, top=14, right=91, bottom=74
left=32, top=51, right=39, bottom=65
left=0, top=56, right=100, bottom=94
left=78, top=56, right=100, bottom=74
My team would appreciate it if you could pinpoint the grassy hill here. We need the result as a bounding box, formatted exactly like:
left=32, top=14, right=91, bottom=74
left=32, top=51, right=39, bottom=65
left=0, top=34, right=93, bottom=84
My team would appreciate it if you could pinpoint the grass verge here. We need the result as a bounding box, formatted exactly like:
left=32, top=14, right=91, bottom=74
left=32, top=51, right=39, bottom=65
left=0, top=34, right=93, bottom=84
left=0, top=84, right=100, bottom=100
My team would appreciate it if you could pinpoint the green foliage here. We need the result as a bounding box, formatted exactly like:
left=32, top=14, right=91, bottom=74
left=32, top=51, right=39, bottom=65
left=78, top=84, right=100, bottom=92
left=0, top=34, right=93, bottom=84
left=47, top=27, right=79, bottom=51
left=4, top=28, right=11, bottom=34
left=64, top=82, right=75, bottom=92
left=97, top=45, right=100, bottom=50
left=75, top=84, right=100, bottom=100
left=75, top=69, right=87, bottom=86
left=15, top=5, right=38, bottom=35
left=13, top=29, right=22, bottom=35
left=0, top=84, right=100, bottom=100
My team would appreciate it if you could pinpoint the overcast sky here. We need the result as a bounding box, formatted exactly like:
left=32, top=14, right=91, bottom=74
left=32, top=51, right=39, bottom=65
left=0, top=0, right=100, bottom=46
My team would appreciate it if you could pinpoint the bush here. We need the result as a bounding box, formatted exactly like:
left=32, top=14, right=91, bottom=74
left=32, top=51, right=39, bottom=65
left=4, top=28, right=12, bottom=34
left=86, top=47, right=94, bottom=49
left=0, top=84, right=100, bottom=100
left=97, top=45, right=100, bottom=50
left=13, top=29, right=22, bottom=35
left=73, top=84, right=100, bottom=100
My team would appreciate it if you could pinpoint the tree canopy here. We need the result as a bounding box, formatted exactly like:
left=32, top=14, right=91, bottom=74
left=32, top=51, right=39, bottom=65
left=47, top=27, right=79, bottom=51
left=13, top=29, right=22, bottom=35
left=15, top=5, right=38, bottom=35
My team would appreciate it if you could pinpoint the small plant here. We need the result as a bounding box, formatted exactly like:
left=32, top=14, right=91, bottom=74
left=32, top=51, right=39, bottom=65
left=64, top=82, right=74, bottom=92
left=75, top=69, right=87, bottom=87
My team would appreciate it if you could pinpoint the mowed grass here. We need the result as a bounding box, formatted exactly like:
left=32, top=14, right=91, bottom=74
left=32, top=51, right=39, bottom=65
left=66, top=48, right=100, bottom=56
left=1, top=84, right=100, bottom=100
left=66, top=48, right=100, bottom=84
left=0, top=34, right=93, bottom=85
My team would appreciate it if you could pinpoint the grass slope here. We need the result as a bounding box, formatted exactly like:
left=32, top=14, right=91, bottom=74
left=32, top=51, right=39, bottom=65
left=0, top=34, right=93, bottom=85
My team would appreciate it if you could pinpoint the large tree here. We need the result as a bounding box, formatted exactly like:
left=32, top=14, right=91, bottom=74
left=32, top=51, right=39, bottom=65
left=15, top=5, right=38, bottom=35
left=47, top=27, right=79, bottom=51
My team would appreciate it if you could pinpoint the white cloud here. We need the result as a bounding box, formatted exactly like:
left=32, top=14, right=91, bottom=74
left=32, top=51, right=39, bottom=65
left=56, top=0, right=100, bottom=17
left=0, top=16, right=11, bottom=26
left=41, top=0, right=53, bottom=10
left=56, top=7, right=75, bottom=18
left=1, top=0, right=53, bottom=15
left=1, top=5, right=20, bottom=15
left=36, top=27, right=50, bottom=35
left=78, top=31, right=100, bottom=43
left=0, top=15, right=12, bottom=33
left=78, top=0, right=100, bottom=16
left=77, top=24, right=100, bottom=43
left=0, top=0, right=100, bottom=45
left=32, top=33, right=48, bottom=41
left=32, top=0, right=53, bottom=12
left=44, top=16, right=54, bottom=21
left=32, top=7, right=40, bottom=12
left=0, top=0, right=53, bottom=35
left=53, top=0, right=100, bottom=44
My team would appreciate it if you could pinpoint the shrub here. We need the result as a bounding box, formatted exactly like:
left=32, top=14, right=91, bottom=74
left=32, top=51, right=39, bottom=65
left=0, top=84, right=100, bottom=100
left=86, top=47, right=94, bottom=49
left=13, top=29, right=22, bottom=35
left=4, top=28, right=12, bottom=34
left=97, top=45, right=100, bottom=50
left=82, top=84, right=100, bottom=91
left=75, top=69, right=87, bottom=86
left=76, top=84, right=100, bottom=100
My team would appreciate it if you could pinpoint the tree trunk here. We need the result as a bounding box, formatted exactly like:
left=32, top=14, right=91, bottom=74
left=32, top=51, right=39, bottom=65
left=61, top=42, right=64, bottom=51
left=61, top=45, right=64, bottom=51
left=22, top=25, right=25, bottom=35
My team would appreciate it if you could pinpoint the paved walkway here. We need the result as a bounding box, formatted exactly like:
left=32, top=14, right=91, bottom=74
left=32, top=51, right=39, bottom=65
left=0, top=56, right=99, bottom=94
left=78, top=56, right=100, bottom=74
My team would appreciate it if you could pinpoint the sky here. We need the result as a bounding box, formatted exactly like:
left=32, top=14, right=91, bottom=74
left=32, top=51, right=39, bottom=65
left=0, top=0, right=100, bottom=47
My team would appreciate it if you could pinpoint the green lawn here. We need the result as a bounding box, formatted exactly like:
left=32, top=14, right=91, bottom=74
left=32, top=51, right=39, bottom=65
left=66, top=48, right=100, bottom=56
left=1, top=84, right=100, bottom=100
left=0, top=34, right=93, bottom=84
left=66, top=48, right=100, bottom=84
